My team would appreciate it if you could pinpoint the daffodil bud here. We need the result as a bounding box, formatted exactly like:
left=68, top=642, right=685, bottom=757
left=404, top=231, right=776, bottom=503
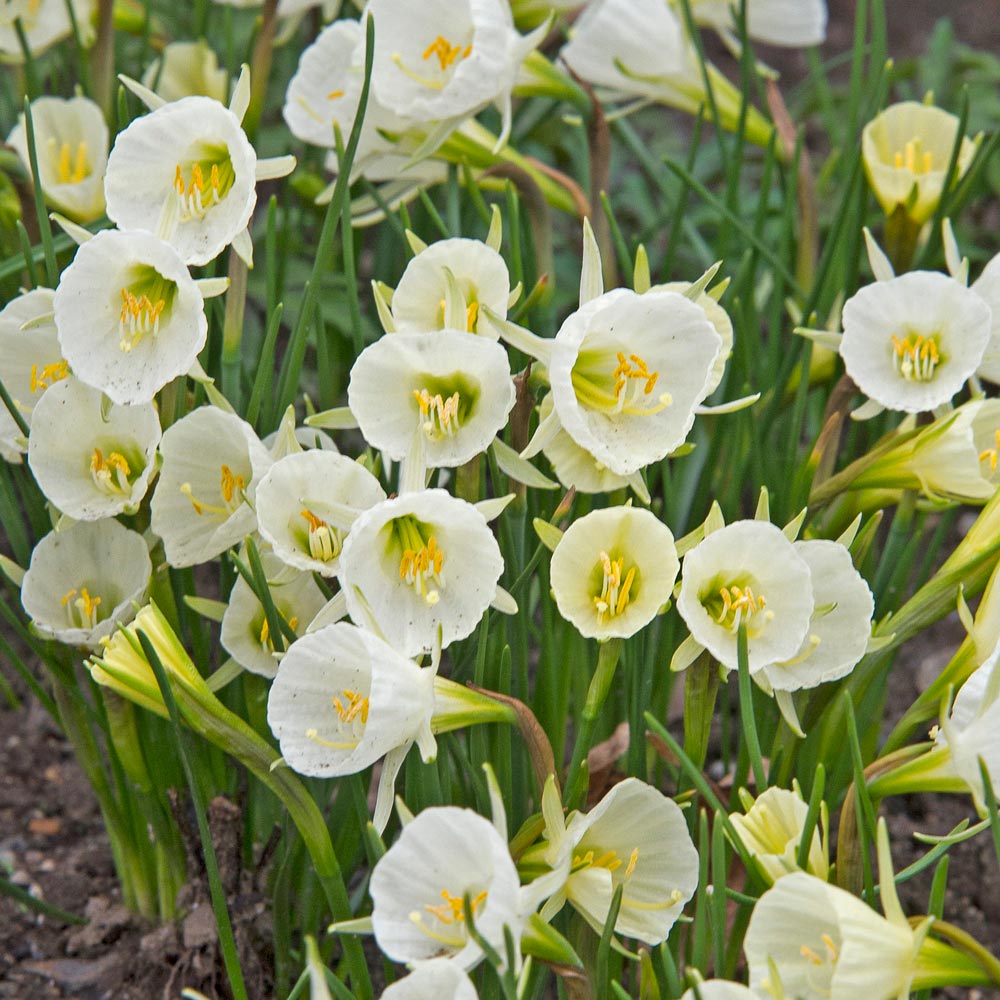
left=141, top=40, right=229, bottom=103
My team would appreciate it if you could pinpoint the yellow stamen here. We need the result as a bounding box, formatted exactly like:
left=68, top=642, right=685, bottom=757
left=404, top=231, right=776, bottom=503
left=979, top=429, right=1000, bottom=473
left=54, top=139, right=90, bottom=184
left=413, top=388, right=461, bottom=440
left=180, top=464, right=246, bottom=518
left=327, top=89, right=345, bottom=99
left=893, top=139, right=935, bottom=175
left=572, top=349, right=672, bottom=417
left=715, top=584, right=769, bottom=634
left=391, top=36, right=471, bottom=90
left=466, top=301, right=479, bottom=331
left=891, top=332, right=940, bottom=382
left=593, top=551, right=637, bottom=622
left=399, top=533, right=444, bottom=605
left=332, top=688, right=370, bottom=724
left=119, top=287, right=166, bottom=352
left=90, top=447, right=132, bottom=496
left=624, top=847, right=639, bottom=879
left=61, top=586, right=102, bottom=628
left=300, top=509, right=342, bottom=562
left=259, top=615, right=298, bottom=651
left=29, top=360, right=69, bottom=393
left=173, top=160, right=226, bottom=222
left=423, top=888, right=487, bottom=925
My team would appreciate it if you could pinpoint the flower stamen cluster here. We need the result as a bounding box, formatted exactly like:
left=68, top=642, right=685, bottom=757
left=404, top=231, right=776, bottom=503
left=594, top=551, right=636, bottom=622
left=30, top=360, right=68, bottom=393
left=397, top=519, right=445, bottom=606
left=61, top=586, right=102, bottom=629
left=90, top=447, right=132, bottom=496
left=53, top=139, right=90, bottom=184
left=890, top=332, right=940, bottom=382
left=173, top=154, right=234, bottom=223
left=300, top=508, right=342, bottom=562
left=180, top=463, right=245, bottom=518
left=414, top=387, right=461, bottom=439
left=118, top=288, right=166, bottom=352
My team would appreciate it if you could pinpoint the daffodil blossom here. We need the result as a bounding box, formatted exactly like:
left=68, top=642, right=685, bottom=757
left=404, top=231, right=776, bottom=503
left=0, top=0, right=94, bottom=60
left=754, top=539, right=873, bottom=693
left=338, top=489, right=506, bottom=656
left=679, top=982, right=756, bottom=1000
left=52, top=228, right=213, bottom=406
left=267, top=622, right=439, bottom=831
left=384, top=234, right=512, bottom=338
left=728, top=785, right=828, bottom=885
left=369, top=805, right=523, bottom=969
left=365, top=0, right=547, bottom=151
left=219, top=550, right=327, bottom=678
left=680, top=0, right=827, bottom=48
left=347, top=329, right=515, bottom=468
left=0, top=288, right=64, bottom=461
left=27, top=377, right=161, bottom=520
left=141, top=40, right=229, bottom=103
left=7, top=95, right=108, bottom=223
left=255, top=451, right=387, bottom=576
left=676, top=520, right=814, bottom=673
left=21, top=520, right=151, bottom=650
left=549, top=505, right=679, bottom=640
left=971, top=250, right=1000, bottom=384
left=838, top=270, right=991, bottom=414
left=533, top=777, right=698, bottom=945
left=105, top=67, right=295, bottom=266
left=380, top=959, right=477, bottom=1000
left=862, top=102, right=979, bottom=226
left=150, top=406, right=272, bottom=568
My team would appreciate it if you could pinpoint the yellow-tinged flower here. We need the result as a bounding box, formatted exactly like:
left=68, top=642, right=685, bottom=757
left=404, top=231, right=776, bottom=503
left=862, top=101, right=979, bottom=225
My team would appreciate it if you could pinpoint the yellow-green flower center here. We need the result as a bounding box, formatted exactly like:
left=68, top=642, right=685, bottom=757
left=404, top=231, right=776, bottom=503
left=593, top=550, right=637, bottom=622
left=892, top=138, right=935, bottom=175
left=49, top=138, right=90, bottom=184
left=300, top=508, right=343, bottom=562
left=572, top=349, right=673, bottom=417
left=390, top=515, right=445, bottom=606
left=173, top=142, right=236, bottom=222
left=391, top=34, right=472, bottom=91
left=891, top=331, right=941, bottom=382
left=117, top=264, right=178, bottom=352
left=90, top=447, right=137, bottom=497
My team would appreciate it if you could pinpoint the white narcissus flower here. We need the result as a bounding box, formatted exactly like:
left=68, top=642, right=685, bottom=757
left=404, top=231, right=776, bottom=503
left=544, top=288, right=722, bottom=476
left=0, top=288, right=65, bottom=461
left=365, top=0, right=545, bottom=149
left=53, top=229, right=210, bottom=406
left=754, top=540, right=873, bottom=692
left=683, top=0, right=827, bottom=48
left=387, top=237, right=511, bottom=338
left=267, top=622, right=438, bottom=831
left=0, top=0, right=94, bottom=60
left=862, top=102, right=979, bottom=225
left=339, top=489, right=505, bottom=656
left=728, top=785, right=828, bottom=885
left=744, top=872, right=918, bottom=1000
left=141, top=40, right=229, bottom=103
left=7, top=95, right=109, bottom=223
left=839, top=271, right=991, bottom=414
left=255, top=451, right=387, bottom=577
left=150, top=406, right=272, bottom=568
left=971, top=251, right=1000, bottom=384
left=549, top=505, right=679, bottom=640
left=21, top=520, right=151, bottom=650
left=105, top=68, right=295, bottom=267
left=677, top=520, right=814, bottom=673
left=679, top=982, right=756, bottom=1000
left=380, top=959, right=477, bottom=1000
left=537, top=778, right=698, bottom=945
left=27, top=377, right=161, bottom=520
left=369, top=805, right=522, bottom=969
left=219, top=551, right=327, bottom=679
left=347, top=329, right=515, bottom=468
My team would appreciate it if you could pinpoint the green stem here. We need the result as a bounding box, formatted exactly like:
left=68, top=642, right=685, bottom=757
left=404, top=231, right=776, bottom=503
left=682, top=651, right=719, bottom=775
left=221, top=250, right=248, bottom=407
left=737, top=623, right=767, bottom=792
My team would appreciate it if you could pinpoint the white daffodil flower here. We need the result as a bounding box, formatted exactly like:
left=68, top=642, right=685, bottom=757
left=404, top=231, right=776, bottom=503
left=21, top=520, right=151, bottom=650
left=679, top=982, right=756, bottom=1000
left=219, top=550, right=327, bottom=678
left=839, top=270, right=991, bottom=414
left=754, top=539, right=873, bottom=693
left=535, top=777, right=698, bottom=945
left=150, top=406, right=272, bottom=568
left=7, top=95, right=108, bottom=223
left=549, top=505, right=679, bottom=641
left=267, top=622, right=438, bottom=831
left=105, top=67, right=295, bottom=266
left=369, top=805, right=523, bottom=969
left=53, top=228, right=211, bottom=406
left=255, top=451, right=387, bottom=577
left=380, top=959, right=477, bottom=1000
left=27, top=377, right=161, bottom=520
left=971, top=251, right=1000, bottom=384
left=682, top=0, right=827, bottom=48
left=364, top=0, right=546, bottom=151
left=728, top=785, right=828, bottom=885
left=339, top=489, right=506, bottom=657
left=0, top=288, right=64, bottom=461
left=676, top=520, right=814, bottom=673
left=743, top=870, right=919, bottom=1000
left=862, top=102, right=979, bottom=226
left=141, top=40, right=229, bottom=103
left=0, top=0, right=94, bottom=60
left=386, top=236, right=512, bottom=338
left=347, top=329, right=515, bottom=468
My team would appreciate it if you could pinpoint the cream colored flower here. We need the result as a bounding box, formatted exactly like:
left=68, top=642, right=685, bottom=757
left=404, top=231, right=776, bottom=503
left=141, top=40, right=229, bottom=103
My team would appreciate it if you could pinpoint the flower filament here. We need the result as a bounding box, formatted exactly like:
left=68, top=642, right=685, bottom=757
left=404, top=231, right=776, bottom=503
left=893, top=139, right=934, bottom=174
left=61, top=586, right=102, bottom=629
left=391, top=34, right=472, bottom=91
left=593, top=550, right=637, bottom=622
left=119, top=287, right=166, bottom=352
left=180, top=463, right=246, bottom=519
left=90, top=447, right=132, bottom=496
left=50, top=139, right=90, bottom=184
left=979, top=429, right=1000, bottom=472
left=408, top=888, right=487, bottom=950
left=305, top=688, right=370, bottom=751
left=891, top=332, right=940, bottom=382
left=300, top=508, right=343, bottom=562
left=414, top=388, right=461, bottom=440
left=29, top=360, right=69, bottom=393
left=572, top=350, right=672, bottom=417
left=713, top=584, right=773, bottom=635
left=396, top=516, right=445, bottom=606
left=259, top=614, right=298, bottom=652
left=173, top=149, right=235, bottom=223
